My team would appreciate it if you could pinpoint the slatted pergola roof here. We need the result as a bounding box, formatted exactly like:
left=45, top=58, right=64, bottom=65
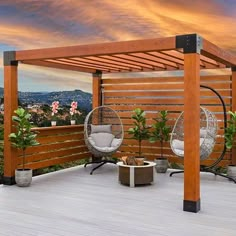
left=9, top=33, right=236, bottom=73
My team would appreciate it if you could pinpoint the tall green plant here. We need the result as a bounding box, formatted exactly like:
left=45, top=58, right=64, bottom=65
left=9, top=108, right=39, bottom=170
left=149, top=110, right=171, bottom=158
left=225, top=111, right=236, bottom=149
left=128, top=108, right=150, bottom=157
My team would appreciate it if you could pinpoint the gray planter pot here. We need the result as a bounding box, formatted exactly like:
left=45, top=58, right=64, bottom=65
left=154, top=158, right=168, bottom=173
left=15, top=169, right=32, bottom=187
left=227, top=165, right=236, bottom=181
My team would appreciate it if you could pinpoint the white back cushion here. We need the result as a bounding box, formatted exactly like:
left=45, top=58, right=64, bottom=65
left=91, top=124, right=112, bottom=134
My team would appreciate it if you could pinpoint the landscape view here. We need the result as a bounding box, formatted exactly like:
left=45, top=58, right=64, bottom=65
left=0, top=87, right=92, bottom=127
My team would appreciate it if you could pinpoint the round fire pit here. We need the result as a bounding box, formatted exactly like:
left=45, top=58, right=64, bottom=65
left=117, top=161, right=156, bottom=187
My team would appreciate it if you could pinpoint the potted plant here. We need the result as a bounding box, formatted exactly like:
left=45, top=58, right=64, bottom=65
left=225, top=111, right=236, bottom=180
left=51, top=101, right=59, bottom=126
left=9, top=107, right=40, bottom=187
left=128, top=108, right=150, bottom=165
left=70, top=101, right=81, bottom=125
left=149, top=110, right=171, bottom=173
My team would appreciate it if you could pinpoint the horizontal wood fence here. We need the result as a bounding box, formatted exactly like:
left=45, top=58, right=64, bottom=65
left=103, top=74, right=232, bottom=167
left=15, top=74, right=233, bottom=171
left=16, top=125, right=90, bottom=170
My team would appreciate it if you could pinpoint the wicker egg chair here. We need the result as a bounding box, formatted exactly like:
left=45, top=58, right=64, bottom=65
left=84, top=106, right=124, bottom=174
left=170, top=106, right=218, bottom=176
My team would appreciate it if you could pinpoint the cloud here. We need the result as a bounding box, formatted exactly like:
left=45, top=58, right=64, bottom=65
left=0, top=0, right=236, bottom=93
left=18, top=64, right=92, bottom=93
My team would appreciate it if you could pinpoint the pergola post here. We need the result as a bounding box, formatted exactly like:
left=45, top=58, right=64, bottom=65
left=231, top=67, right=236, bottom=165
left=92, top=71, right=102, bottom=109
left=3, top=51, right=18, bottom=185
left=177, top=34, right=201, bottom=213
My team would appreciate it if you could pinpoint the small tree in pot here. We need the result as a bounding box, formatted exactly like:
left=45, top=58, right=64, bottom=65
left=128, top=108, right=150, bottom=165
left=9, top=107, right=40, bottom=187
left=225, top=111, right=236, bottom=180
left=149, top=110, right=171, bottom=173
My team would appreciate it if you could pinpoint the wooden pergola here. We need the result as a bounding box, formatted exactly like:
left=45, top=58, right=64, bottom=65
left=4, top=33, right=236, bottom=213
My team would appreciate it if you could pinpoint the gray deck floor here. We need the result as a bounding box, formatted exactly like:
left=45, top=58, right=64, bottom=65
left=0, top=164, right=236, bottom=236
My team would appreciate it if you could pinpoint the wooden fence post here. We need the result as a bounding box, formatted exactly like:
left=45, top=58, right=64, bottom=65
left=3, top=51, right=18, bottom=185
left=177, top=34, right=201, bottom=213
left=231, top=68, right=236, bottom=165
left=92, top=71, right=102, bottom=109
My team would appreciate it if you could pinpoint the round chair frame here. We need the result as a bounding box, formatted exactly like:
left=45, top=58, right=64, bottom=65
left=84, top=105, right=124, bottom=174
left=170, top=106, right=218, bottom=161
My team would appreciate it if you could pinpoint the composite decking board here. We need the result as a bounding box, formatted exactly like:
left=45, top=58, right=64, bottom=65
left=0, top=165, right=236, bottom=236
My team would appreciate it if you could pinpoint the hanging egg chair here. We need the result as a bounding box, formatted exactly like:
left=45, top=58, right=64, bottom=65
left=84, top=106, right=124, bottom=174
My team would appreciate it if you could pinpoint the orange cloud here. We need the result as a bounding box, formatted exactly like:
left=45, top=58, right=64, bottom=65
left=1, top=0, right=236, bottom=93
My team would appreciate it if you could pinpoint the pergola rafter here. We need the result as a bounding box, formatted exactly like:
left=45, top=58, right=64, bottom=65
left=3, top=33, right=236, bottom=213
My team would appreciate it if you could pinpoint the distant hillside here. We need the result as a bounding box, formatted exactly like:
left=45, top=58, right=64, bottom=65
left=0, top=88, right=92, bottom=111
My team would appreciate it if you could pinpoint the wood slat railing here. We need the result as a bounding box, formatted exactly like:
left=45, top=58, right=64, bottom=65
left=16, top=125, right=90, bottom=170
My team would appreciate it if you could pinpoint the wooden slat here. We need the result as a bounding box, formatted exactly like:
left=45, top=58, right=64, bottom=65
left=21, top=60, right=96, bottom=73
left=104, top=90, right=230, bottom=97
left=15, top=36, right=176, bottom=61
left=104, top=97, right=231, bottom=105
left=202, top=39, right=236, bottom=66
left=25, top=140, right=86, bottom=155
left=19, top=146, right=88, bottom=163
left=103, top=83, right=184, bottom=91
left=36, top=133, right=84, bottom=144
left=24, top=152, right=91, bottom=170
left=32, top=125, right=84, bottom=136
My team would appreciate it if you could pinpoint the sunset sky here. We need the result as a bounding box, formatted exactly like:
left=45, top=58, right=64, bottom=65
left=0, top=0, right=236, bottom=92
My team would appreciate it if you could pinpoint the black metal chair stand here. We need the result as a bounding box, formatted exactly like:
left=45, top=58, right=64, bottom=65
left=169, top=85, right=236, bottom=184
left=84, top=156, right=117, bottom=175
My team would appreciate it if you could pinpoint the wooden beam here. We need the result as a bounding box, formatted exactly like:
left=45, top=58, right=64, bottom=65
left=21, top=60, right=96, bottom=73
left=92, top=72, right=102, bottom=109
left=15, top=37, right=176, bottom=61
left=231, top=69, right=236, bottom=165
left=202, top=39, right=236, bottom=66
left=183, top=53, right=201, bottom=213
left=3, top=65, right=18, bottom=185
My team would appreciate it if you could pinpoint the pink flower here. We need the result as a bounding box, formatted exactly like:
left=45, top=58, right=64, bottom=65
left=51, top=101, right=59, bottom=117
left=70, top=101, right=81, bottom=118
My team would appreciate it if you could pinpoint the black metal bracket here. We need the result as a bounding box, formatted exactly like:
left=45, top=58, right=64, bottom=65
left=93, top=70, right=102, bottom=78
left=4, top=51, right=18, bottom=66
left=176, top=34, right=202, bottom=54
left=183, top=199, right=201, bottom=213
left=3, top=176, right=16, bottom=185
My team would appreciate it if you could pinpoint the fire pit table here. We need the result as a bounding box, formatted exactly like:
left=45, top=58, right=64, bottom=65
left=117, top=161, right=156, bottom=187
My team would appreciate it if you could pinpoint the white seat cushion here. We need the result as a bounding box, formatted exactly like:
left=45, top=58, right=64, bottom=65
left=111, top=138, right=122, bottom=147
left=174, top=149, right=184, bottom=156
left=90, top=132, right=114, bottom=147
left=200, top=128, right=207, bottom=138
left=172, top=139, right=184, bottom=150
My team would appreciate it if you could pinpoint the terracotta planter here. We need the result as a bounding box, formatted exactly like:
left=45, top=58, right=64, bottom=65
left=117, top=161, right=156, bottom=187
